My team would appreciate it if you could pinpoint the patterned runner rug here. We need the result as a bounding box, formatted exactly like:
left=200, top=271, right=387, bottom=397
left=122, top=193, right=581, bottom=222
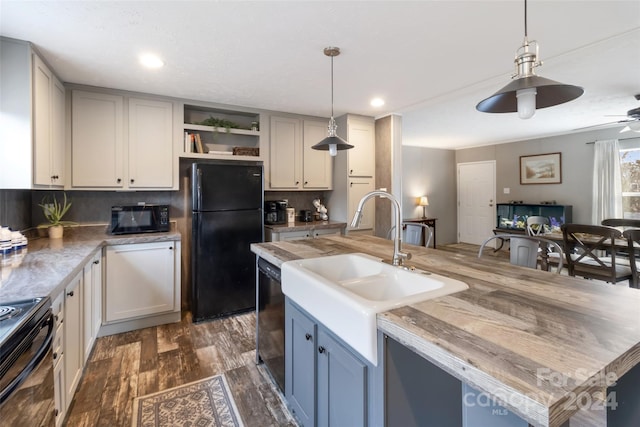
left=132, top=374, right=244, bottom=427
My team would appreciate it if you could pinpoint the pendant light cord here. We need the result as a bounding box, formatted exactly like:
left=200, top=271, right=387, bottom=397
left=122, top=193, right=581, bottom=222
left=524, top=0, right=528, bottom=38
left=330, top=54, right=335, bottom=118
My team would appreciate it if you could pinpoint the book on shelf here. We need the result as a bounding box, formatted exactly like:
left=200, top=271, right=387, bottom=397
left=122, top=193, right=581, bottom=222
left=194, top=133, right=205, bottom=154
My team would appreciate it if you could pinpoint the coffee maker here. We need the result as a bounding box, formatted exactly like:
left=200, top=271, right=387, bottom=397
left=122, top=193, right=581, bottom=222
left=264, top=200, right=287, bottom=224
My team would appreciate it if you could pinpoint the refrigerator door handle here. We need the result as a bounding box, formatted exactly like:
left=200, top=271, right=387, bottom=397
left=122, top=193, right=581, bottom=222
left=196, top=168, right=203, bottom=210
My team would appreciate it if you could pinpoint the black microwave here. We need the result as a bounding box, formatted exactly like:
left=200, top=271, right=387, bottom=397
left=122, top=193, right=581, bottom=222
left=109, top=204, right=170, bottom=235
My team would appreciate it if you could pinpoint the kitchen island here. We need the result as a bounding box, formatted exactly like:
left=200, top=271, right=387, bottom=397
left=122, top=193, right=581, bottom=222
left=251, top=234, right=640, bottom=427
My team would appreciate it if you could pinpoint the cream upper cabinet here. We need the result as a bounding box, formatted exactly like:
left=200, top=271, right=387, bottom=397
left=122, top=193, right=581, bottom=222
left=71, top=89, right=176, bottom=190
left=0, top=38, right=65, bottom=189
left=347, top=178, right=376, bottom=230
left=302, top=120, right=332, bottom=189
left=33, top=54, right=66, bottom=187
left=128, top=98, right=173, bottom=188
left=71, top=90, right=124, bottom=188
left=268, top=115, right=332, bottom=190
left=337, top=115, right=375, bottom=177
left=269, top=116, right=301, bottom=189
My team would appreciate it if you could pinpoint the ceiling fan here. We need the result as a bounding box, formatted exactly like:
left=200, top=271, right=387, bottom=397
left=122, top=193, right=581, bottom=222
left=605, top=94, right=640, bottom=133
left=574, top=94, right=640, bottom=133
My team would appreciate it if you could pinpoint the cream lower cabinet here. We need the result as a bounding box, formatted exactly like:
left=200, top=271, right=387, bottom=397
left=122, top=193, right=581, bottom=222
left=104, top=241, right=181, bottom=333
left=82, top=251, right=102, bottom=363
left=63, top=273, right=83, bottom=412
left=51, top=292, right=65, bottom=427
left=268, top=116, right=332, bottom=190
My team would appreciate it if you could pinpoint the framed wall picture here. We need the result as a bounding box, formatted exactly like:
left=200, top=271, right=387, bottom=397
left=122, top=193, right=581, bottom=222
left=520, top=152, right=562, bottom=185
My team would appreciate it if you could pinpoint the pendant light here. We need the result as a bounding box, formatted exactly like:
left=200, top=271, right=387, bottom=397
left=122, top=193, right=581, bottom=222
left=476, top=0, right=583, bottom=119
left=312, top=47, right=354, bottom=156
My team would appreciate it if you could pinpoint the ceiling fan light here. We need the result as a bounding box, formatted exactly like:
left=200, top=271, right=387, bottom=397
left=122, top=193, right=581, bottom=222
left=628, top=121, right=640, bottom=132
left=516, top=87, right=536, bottom=119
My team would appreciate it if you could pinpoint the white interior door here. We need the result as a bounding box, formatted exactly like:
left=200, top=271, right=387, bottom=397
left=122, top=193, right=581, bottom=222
left=457, top=161, right=496, bottom=245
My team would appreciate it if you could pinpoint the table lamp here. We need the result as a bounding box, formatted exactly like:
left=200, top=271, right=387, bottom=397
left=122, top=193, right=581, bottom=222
left=418, top=196, right=429, bottom=219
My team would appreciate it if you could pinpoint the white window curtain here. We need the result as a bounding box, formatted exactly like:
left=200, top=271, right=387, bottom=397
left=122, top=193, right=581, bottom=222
left=592, top=139, right=623, bottom=224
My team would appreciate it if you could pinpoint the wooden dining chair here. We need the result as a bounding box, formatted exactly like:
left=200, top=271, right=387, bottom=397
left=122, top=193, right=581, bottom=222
left=526, top=216, right=549, bottom=236
left=478, top=234, right=564, bottom=274
left=387, top=222, right=433, bottom=248
left=601, top=218, right=640, bottom=229
left=561, top=224, right=633, bottom=285
left=622, top=228, right=640, bottom=288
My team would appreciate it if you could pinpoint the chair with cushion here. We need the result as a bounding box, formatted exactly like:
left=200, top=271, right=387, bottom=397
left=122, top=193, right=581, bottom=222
left=622, top=228, right=640, bottom=288
left=561, top=224, right=633, bottom=285
left=478, top=234, right=564, bottom=274
left=387, top=222, right=433, bottom=248
left=526, top=216, right=549, bottom=236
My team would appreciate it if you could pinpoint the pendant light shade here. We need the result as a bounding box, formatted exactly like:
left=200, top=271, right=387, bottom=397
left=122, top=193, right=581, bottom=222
left=312, top=47, right=354, bottom=155
left=476, top=0, right=583, bottom=119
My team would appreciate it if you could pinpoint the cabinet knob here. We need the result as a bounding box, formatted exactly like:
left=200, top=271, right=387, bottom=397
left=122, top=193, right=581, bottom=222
left=304, top=181, right=308, bottom=185
left=117, top=178, right=122, bottom=183
left=295, top=181, right=299, bottom=185
left=318, top=346, right=326, bottom=354
left=130, top=179, right=135, bottom=184
left=305, top=333, right=312, bottom=341
left=54, top=409, right=59, bottom=417
left=350, top=182, right=353, bottom=187
left=169, top=246, right=173, bottom=250
left=54, top=314, right=59, bottom=321
left=93, top=260, right=99, bottom=264
left=350, top=169, right=353, bottom=174
left=67, top=291, right=74, bottom=297
left=53, top=352, right=58, bottom=360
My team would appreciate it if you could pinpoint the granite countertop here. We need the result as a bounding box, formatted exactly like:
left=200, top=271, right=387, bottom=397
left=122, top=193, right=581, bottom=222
left=264, top=220, right=346, bottom=232
left=0, top=224, right=181, bottom=303
left=250, top=234, right=640, bottom=427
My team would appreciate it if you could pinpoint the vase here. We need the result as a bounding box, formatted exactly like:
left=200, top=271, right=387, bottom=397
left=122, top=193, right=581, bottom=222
left=48, top=225, right=64, bottom=239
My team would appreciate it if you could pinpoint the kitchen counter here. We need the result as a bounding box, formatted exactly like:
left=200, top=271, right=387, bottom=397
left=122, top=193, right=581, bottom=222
left=0, top=225, right=181, bottom=302
left=250, top=234, right=640, bottom=427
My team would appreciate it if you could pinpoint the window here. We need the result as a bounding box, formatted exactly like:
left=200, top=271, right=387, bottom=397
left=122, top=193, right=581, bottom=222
left=620, top=148, right=640, bottom=218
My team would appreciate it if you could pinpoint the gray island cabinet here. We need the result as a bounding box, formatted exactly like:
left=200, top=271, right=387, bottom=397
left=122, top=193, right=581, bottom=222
left=285, top=298, right=383, bottom=427
left=251, top=234, right=640, bottom=427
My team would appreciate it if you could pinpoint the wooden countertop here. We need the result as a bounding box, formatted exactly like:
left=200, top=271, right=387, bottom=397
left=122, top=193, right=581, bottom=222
left=250, top=234, right=640, bottom=427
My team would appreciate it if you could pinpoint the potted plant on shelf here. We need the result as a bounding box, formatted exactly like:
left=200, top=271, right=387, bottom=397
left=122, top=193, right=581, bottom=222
left=38, top=192, right=76, bottom=239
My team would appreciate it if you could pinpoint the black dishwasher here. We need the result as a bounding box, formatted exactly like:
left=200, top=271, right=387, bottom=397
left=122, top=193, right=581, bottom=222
left=256, top=257, right=284, bottom=392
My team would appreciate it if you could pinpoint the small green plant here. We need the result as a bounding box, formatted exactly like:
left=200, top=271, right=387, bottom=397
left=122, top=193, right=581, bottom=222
left=38, top=192, right=76, bottom=227
left=196, top=116, right=240, bottom=133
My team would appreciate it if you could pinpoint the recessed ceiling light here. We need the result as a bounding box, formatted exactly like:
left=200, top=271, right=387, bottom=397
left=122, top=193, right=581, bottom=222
left=139, top=53, right=164, bottom=69
left=370, top=97, right=385, bottom=107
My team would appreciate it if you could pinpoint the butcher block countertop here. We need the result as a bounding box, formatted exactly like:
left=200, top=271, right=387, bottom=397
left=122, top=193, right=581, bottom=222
left=250, top=234, right=640, bottom=427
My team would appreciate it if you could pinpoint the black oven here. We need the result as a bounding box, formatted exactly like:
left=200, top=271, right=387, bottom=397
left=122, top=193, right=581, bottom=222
left=0, top=297, right=54, bottom=426
left=109, top=204, right=170, bottom=234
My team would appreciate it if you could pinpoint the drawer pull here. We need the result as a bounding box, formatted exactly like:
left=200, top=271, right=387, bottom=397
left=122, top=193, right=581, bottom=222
left=67, top=291, right=74, bottom=297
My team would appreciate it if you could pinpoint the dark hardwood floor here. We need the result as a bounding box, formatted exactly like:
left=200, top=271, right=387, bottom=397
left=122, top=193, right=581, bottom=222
left=65, top=311, right=296, bottom=427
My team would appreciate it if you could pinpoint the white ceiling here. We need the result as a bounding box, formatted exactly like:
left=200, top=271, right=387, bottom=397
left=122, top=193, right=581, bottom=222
left=1, top=0, right=639, bottom=149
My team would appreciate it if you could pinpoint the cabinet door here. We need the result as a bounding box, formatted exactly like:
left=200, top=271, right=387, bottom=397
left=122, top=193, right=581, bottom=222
left=285, top=301, right=317, bottom=426
left=348, top=178, right=375, bottom=230
left=270, top=116, right=301, bottom=189
left=51, top=75, right=65, bottom=185
left=105, top=242, right=175, bottom=322
left=32, top=54, right=53, bottom=186
left=317, top=329, right=367, bottom=427
left=71, top=90, right=124, bottom=188
left=128, top=98, right=173, bottom=188
left=303, top=120, right=332, bottom=189
left=82, top=251, right=102, bottom=362
left=53, top=353, right=65, bottom=427
left=347, top=117, right=375, bottom=177
left=64, top=273, right=83, bottom=408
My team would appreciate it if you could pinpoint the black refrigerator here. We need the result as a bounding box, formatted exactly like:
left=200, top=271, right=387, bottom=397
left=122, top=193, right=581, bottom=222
left=191, top=161, right=263, bottom=322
